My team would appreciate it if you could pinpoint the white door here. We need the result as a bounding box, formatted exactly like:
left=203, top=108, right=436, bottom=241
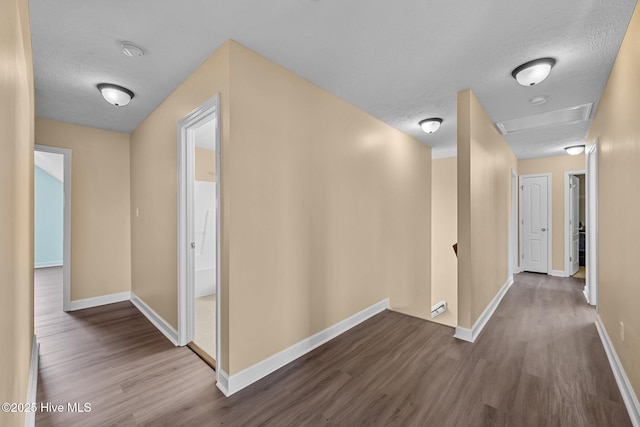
left=569, top=176, right=580, bottom=275
left=520, top=175, right=549, bottom=273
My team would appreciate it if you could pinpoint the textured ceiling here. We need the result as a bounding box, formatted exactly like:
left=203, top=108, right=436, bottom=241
left=30, top=0, right=637, bottom=159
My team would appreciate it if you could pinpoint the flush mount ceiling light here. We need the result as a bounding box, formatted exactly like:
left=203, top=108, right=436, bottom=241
left=512, top=58, right=556, bottom=86
left=565, top=144, right=585, bottom=155
left=419, top=118, right=443, bottom=134
left=97, top=83, right=134, bottom=106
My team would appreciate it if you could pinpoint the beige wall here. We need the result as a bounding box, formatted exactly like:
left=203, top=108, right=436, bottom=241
left=457, top=90, right=517, bottom=329
left=131, top=40, right=431, bottom=376
left=587, top=1, right=640, bottom=401
left=130, top=41, right=231, bottom=370
left=227, top=41, right=431, bottom=373
left=195, top=147, right=216, bottom=182
left=431, top=157, right=457, bottom=327
left=518, top=155, right=585, bottom=272
left=35, top=119, right=132, bottom=300
left=0, top=0, right=34, bottom=424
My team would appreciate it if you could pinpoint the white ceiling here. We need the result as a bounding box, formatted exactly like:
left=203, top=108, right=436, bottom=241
left=30, top=0, right=637, bottom=159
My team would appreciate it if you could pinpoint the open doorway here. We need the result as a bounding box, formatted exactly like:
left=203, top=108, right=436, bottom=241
left=565, top=170, right=586, bottom=280
left=34, top=145, right=71, bottom=312
left=178, top=95, right=221, bottom=371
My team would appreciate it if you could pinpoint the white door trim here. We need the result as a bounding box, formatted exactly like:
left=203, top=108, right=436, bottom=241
left=510, top=170, right=519, bottom=275
left=34, top=145, right=72, bottom=311
left=586, top=141, right=599, bottom=306
left=564, top=169, right=586, bottom=277
left=519, top=173, right=552, bottom=274
left=177, top=94, right=221, bottom=376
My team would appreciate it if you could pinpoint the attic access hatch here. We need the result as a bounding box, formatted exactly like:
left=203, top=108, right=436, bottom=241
left=495, top=103, right=593, bottom=135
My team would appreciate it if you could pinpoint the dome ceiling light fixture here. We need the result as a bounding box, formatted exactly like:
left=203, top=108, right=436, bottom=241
left=97, top=83, right=134, bottom=107
left=512, top=58, right=556, bottom=87
left=419, top=118, right=443, bottom=134
left=565, top=144, right=585, bottom=155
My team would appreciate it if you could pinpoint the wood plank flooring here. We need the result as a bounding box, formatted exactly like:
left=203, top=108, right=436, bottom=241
left=35, top=268, right=631, bottom=426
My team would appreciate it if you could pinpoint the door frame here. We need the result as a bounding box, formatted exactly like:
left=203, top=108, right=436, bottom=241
left=34, top=145, right=72, bottom=311
left=564, top=169, right=586, bottom=277
left=519, top=173, right=552, bottom=274
left=586, top=141, right=598, bottom=306
left=177, top=94, right=221, bottom=371
left=510, top=170, right=519, bottom=275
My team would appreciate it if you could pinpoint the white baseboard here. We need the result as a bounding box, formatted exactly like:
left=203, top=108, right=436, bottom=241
left=25, top=335, right=39, bottom=427
left=454, top=277, right=514, bottom=343
left=583, top=287, right=591, bottom=304
left=68, top=291, right=131, bottom=311
left=216, top=368, right=230, bottom=396
left=34, top=261, right=63, bottom=269
left=219, top=298, right=390, bottom=396
left=130, top=292, right=178, bottom=346
left=549, top=269, right=569, bottom=277
left=595, top=316, right=640, bottom=427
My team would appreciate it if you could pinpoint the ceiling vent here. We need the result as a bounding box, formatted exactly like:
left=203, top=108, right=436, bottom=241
left=495, top=103, right=593, bottom=135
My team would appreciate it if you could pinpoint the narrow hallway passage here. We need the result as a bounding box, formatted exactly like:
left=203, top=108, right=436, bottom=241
left=34, top=269, right=630, bottom=426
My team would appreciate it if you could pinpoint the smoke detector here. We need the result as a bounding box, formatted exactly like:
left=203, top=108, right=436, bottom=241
left=121, top=42, right=145, bottom=57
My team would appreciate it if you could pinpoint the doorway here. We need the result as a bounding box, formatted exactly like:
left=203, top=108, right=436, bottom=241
left=178, top=95, right=221, bottom=371
left=519, top=174, right=551, bottom=274
left=34, top=145, right=71, bottom=311
left=565, top=170, right=586, bottom=279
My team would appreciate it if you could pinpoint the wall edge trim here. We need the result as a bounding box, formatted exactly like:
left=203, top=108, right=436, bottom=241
left=130, top=292, right=179, bottom=346
left=224, top=298, right=390, bottom=396
left=595, top=316, right=640, bottom=427
left=25, top=335, right=39, bottom=427
left=454, top=277, right=513, bottom=343
left=68, top=291, right=131, bottom=311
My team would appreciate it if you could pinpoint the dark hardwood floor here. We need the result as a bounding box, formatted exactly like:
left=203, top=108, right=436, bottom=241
left=35, top=268, right=631, bottom=426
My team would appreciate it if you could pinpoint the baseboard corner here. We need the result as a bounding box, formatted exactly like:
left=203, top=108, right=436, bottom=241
left=454, top=277, right=513, bottom=343
left=453, top=326, right=474, bottom=342
left=217, top=368, right=230, bottom=397
left=224, top=298, right=389, bottom=396
left=595, top=316, right=640, bottom=427
left=130, top=292, right=179, bottom=346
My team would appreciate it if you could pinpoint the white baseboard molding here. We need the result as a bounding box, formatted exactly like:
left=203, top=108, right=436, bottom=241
left=583, top=287, right=591, bottom=305
left=217, top=368, right=230, bottom=396
left=454, top=277, right=514, bottom=343
left=549, top=269, right=569, bottom=277
left=595, top=316, right=640, bottom=427
left=25, top=335, right=39, bottom=427
left=68, top=291, right=131, bottom=311
left=130, top=292, right=179, bottom=346
left=34, top=261, right=63, bottom=269
left=219, top=298, right=390, bottom=396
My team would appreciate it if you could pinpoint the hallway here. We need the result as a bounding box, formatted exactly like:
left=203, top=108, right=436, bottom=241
left=34, top=269, right=630, bottom=426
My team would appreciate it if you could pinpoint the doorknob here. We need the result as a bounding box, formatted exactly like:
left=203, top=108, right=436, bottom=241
left=541, top=228, right=547, bottom=232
